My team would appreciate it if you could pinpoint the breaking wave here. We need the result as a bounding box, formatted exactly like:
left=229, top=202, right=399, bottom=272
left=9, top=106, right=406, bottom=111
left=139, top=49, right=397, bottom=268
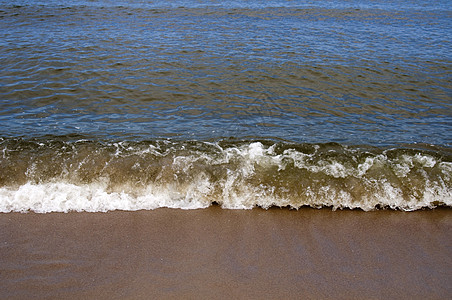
left=0, top=137, right=451, bottom=212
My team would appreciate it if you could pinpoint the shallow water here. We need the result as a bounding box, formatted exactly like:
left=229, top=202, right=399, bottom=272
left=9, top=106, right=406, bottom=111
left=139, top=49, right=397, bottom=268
left=1, top=0, right=451, bottom=144
left=0, top=0, right=451, bottom=211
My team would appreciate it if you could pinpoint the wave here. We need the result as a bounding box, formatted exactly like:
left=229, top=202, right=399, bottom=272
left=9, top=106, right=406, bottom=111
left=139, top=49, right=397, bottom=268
left=0, top=137, right=451, bottom=212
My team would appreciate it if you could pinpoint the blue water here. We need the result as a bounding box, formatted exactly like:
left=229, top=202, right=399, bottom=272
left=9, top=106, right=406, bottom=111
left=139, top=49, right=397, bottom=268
left=0, top=0, right=451, bottom=212
left=0, top=0, right=451, bottom=146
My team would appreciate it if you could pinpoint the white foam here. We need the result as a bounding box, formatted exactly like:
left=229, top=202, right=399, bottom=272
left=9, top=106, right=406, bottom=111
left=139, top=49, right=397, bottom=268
left=0, top=142, right=450, bottom=213
left=0, top=181, right=211, bottom=213
left=1, top=175, right=449, bottom=213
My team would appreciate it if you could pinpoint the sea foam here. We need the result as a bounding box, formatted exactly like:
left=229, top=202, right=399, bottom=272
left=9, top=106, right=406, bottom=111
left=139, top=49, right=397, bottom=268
left=0, top=140, right=451, bottom=213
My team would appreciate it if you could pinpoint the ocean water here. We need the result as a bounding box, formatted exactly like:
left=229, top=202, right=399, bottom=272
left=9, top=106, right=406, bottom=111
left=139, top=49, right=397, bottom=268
left=0, top=0, right=451, bottom=212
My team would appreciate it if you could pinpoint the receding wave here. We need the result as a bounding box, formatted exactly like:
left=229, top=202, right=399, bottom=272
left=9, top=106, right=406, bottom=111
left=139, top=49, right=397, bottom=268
left=0, top=137, right=450, bottom=212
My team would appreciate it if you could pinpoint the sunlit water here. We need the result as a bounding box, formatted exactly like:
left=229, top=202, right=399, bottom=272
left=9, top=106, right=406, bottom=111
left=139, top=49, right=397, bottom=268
left=0, top=0, right=451, bottom=211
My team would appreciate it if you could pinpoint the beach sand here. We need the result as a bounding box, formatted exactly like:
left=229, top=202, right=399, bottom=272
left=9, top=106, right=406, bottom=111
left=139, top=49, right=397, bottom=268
left=0, top=207, right=451, bottom=299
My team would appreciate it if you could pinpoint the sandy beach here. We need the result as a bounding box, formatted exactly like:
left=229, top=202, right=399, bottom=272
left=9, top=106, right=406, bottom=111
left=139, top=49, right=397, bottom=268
left=0, top=207, right=450, bottom=299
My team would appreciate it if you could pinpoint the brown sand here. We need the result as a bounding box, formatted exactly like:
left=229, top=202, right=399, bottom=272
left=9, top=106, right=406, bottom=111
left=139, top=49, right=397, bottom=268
left=0, top=207, right=451, bottom=299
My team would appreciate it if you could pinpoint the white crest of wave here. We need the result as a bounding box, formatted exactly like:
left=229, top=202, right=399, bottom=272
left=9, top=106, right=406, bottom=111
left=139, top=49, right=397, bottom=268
left=0, top=142, right=450, bottom=213
left=0, top=182, right=210, bottom=213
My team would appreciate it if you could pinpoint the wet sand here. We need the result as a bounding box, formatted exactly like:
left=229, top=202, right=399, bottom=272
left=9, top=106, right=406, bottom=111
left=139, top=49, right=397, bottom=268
left=0, top=207, right=451, bottom=299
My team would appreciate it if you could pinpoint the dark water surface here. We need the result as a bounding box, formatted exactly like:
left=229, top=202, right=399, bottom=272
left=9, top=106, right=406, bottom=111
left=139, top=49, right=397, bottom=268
left=1, top=0, right=451, bottom=144
left=0, top=0, right=451, bottom=211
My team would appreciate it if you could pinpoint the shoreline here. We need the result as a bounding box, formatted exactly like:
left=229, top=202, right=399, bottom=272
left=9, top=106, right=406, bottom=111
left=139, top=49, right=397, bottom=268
left=1, top=207, right=451, bottom=299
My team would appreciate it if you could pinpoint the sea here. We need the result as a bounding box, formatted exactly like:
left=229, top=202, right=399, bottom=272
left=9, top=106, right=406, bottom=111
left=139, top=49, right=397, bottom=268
left=0, top=0, right=451, bottom=213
